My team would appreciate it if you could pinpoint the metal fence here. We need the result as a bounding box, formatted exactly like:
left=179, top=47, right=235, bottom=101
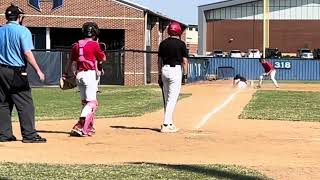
left=188, top=57, right=320, bottom=82
left=29, top=49, right=124, bottom=86
left=27, top=52, right=320, bottom=86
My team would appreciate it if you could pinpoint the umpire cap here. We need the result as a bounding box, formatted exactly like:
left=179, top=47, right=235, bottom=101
left=5, top=4, right=25, bottom=21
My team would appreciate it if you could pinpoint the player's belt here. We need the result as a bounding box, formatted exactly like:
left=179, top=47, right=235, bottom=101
left=163, top=62, right=181, bottom=67
left=0, top=64, right=25, bottom=71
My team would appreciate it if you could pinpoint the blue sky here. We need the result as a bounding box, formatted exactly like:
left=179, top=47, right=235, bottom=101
left=129, top=0, right=223, bottom=25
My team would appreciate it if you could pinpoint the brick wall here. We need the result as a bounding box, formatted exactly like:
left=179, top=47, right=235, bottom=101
left=206, top=19, right=320, bottom=53
left=0, top=1, right=186, bottom=86
left=1, top=0, right=145, bottom=86
left=187, top=44, right=198, bottom=55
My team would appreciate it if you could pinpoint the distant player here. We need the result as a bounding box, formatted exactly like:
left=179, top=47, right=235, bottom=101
left=96, top=61, right=104, bottom=93
left=65, top=22, right=106, bottom=136
left=258, top=58, right=279, bottom=88
left=233, top=74, right=248, bottom=89
left=158, top=21, right=188, bottom=133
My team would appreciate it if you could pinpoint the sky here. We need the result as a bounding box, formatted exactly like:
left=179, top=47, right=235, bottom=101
left=128, top=0, right=223, bottom=25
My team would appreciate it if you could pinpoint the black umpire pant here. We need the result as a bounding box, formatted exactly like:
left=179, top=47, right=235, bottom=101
left=0, top=66, right=37, bottom=140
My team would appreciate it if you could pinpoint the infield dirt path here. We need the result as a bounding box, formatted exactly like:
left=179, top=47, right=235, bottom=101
left=1, top=82, right=320, bottom=180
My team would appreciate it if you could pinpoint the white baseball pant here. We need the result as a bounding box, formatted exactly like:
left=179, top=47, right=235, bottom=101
left=235, top=80, right=247, bottom=89
left=161, top=65, right=182, bottom=125
left=96, top=72, right=101, bottom=92
left=259, top=69, right=279, bottom=88
left=76, top=70, right=97, bottom=117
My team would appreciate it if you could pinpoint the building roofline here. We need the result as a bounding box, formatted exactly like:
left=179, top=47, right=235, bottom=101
left=114, top=0, right=187, bottom=26
left=199, top=0, right=257, bottom=10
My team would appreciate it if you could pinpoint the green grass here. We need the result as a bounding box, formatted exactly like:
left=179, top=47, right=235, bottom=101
left=0, top=162, right=270, bottom=180
left=240, top=90, right=320, bottom=121
left=12, top=86, right=191, bottom=121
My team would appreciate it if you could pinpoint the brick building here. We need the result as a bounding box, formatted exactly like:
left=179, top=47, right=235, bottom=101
left=0, top=0, right=186, bottom=86
left=198, top=0, right=320, bottom=55
left=186, top=25, right=198, bottom=56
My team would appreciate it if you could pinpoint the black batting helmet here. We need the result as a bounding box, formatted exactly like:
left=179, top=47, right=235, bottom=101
left=82, top=22, right=100, bottom=38
left=5, top=4, right=25, bottom=21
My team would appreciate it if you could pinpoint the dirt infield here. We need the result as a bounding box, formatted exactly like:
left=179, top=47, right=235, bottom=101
left=1, top=82, right=320, bottom=180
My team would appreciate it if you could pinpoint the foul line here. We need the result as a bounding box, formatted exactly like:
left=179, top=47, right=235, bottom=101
left=195, top=89, right=241, bottom=130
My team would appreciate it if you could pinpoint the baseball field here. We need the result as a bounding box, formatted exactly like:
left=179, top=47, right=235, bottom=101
left=1, top=81, right=320, bottom=180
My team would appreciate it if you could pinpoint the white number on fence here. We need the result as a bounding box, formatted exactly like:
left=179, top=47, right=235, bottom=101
left=274, top=61, right=291, bottom=69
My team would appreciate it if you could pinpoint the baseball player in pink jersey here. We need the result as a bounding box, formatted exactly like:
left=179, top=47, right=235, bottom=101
left=158, top=21, right=188, bottom=133
left=258, top=58, right=279, bottom=88
left=64, top=22, right=106, bottom=136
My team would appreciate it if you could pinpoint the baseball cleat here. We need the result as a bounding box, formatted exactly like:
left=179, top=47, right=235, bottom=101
left=70, top=120, right=86, bottom=137
left=70, top=129, right=85, bottom=137
left=160, top=124, right=179, bottom=133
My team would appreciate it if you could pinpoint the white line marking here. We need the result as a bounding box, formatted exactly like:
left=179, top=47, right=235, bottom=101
left=195, top=89, right=241, bottom=130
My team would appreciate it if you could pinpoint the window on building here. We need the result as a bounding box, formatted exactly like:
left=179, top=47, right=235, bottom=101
left=32, top=34, right=36, bottom=47
left=226, top=7, right=231, bottom=19
left=146, top=28, right=151, bottom=46
left=214, top=9, right=221, bottom=19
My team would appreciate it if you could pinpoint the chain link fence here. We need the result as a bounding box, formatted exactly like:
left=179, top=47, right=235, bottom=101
left=29, top=49, right=124, bottom=86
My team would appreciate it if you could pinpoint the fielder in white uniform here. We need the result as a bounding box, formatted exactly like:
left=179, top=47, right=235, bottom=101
left=158, top=21, right=188, bottom=133
left=96, top=61, right=104, bottom=93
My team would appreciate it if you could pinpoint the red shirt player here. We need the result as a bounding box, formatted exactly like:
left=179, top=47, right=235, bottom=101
left=258, top=59, right=279, bottom=88
left=65, top=22, right=106, bottom=137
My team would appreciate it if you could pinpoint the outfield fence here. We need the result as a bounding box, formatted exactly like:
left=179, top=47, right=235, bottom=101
left=188, top=57, right=320, bottom=82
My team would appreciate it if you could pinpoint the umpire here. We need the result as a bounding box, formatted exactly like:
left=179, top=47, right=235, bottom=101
left=0, top=4, right=46, bottom=143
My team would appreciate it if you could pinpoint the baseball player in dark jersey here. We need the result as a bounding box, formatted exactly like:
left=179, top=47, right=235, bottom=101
left=158, top=21, right=188, bottom=133
left=233, top=74, right=248, bottom=89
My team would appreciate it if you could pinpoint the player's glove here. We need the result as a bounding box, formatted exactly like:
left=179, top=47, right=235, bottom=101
left=182, top=74, right=188, bottom=85
left=158, top=74, right=163, bottom=88
left=60, top=73, right=77, bottom=90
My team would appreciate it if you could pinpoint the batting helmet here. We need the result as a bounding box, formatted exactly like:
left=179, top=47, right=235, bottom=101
left=168, top=21, right=182, bottom=36
left=82, top=22, right=100, bottom=38
left=5, top=4, right=25, bottom=21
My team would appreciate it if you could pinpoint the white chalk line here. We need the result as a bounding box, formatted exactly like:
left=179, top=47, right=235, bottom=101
left=195, top=89, right=241, bottom=130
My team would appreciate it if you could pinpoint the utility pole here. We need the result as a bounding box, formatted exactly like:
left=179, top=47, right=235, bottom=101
left=263, top=0, right=270, bottom=58
left=252, top=2, right=256, bottom=52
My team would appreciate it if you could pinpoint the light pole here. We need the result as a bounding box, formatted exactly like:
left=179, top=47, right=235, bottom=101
left=252, top=2, right=256, bottom=52
left=263, top=0, right=270, bottom=58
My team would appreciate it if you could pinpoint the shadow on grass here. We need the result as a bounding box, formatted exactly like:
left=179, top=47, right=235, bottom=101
left=110, top=126, right=160, bottom=132
left=129, top=162, right=269, bottom=180
left=37, top=130, right=70, bottom=135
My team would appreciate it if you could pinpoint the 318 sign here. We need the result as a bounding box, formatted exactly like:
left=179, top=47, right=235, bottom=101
left=274, top=61, right=291, bottom=69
